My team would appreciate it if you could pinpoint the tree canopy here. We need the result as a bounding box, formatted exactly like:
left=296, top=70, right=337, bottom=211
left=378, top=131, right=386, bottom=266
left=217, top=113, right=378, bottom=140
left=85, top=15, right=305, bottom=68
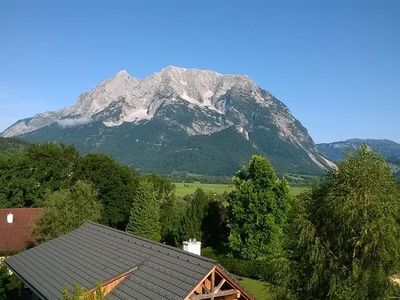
left=0, top=143, right=80, bottom=208
left=226, top=155, right=290, bottom=260
left=34, top=180, right=103, bottom=242
left=74, top=153, right=139, bottom=229
left=0, top=264, right=23, bottom=300
left=61, top=282, right=106, bottom=300
left=0, top=144, right=140, bottom=230
left=290, top=146, right=400, bottom=299
left=126, top=179, right=161, bottom=241
left=178, top=189, right=210, bottom=244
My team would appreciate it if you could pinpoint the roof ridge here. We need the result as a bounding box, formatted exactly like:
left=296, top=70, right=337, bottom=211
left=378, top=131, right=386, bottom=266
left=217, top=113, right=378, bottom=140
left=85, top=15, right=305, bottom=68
left=0, top=207, right=43, bottom=210
left=84, top=222, right=216, bottom=264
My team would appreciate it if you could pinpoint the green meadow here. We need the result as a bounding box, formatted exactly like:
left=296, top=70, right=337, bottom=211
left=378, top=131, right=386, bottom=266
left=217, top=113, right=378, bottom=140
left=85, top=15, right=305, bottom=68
left=173, top=181, right=307, bottom=197
left=173, top=182, right=233, bottom=197
left=240, top=277, right=269, bottom=300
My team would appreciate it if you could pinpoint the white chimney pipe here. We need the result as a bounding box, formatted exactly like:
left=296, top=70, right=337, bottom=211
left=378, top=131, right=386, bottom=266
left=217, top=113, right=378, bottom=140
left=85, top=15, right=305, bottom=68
left=7, top=213, right=13, bottom=224
left=183, top=239, right=201, bottom=255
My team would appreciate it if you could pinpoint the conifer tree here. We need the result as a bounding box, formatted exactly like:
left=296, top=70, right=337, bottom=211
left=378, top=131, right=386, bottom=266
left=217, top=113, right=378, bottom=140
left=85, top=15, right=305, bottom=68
left=126, top=180, right=161, bottom=241
left=178, top=189, right=210, bottom=243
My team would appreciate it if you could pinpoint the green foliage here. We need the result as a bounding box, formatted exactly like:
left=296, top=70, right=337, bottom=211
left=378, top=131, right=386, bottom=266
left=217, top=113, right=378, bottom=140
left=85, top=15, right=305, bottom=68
left=0, top=144, right=140, bottom=231
left=168, top=173, right=231, bottom=184
left=226, top=155, right=290, bottom=259
left=317, top=139, right=400, bottom=183
left=0, top=137, right=29, bottom=155
left=239, top=277, right=270, bottom=300
left=290, top=146, right=400, bottom=299
left=142, top=174, right=185, bottom=246
left=0, top=152, right=38, bottom=208
left=176, top=189, right=228, bottom=247
left=22, top=113, right=327, bottom=177
left=25, top=143, right=79, bottom=192
left=126, top=179, right=161, bottom=241
left=142, top=173, right=175, bottom=203
left=178, top=189, right=210, bottom=243
left=34, top=181, right=102, bottom=242
left=201, top=195, right=229, bottom=249
left=281, top=173, right=319, bottom=187
left=74, top=153, right=139, bottom=229
left=159, top=195, right=184, bottom=246
left=202, top=247, right=294, bottom=299
left=61, top=282, right=106, bottom=300
left=0, top=263, right=23, bottom=300
left=173, top=181, right=233, bottom=197
left=0, top=143, right=80, bottom=208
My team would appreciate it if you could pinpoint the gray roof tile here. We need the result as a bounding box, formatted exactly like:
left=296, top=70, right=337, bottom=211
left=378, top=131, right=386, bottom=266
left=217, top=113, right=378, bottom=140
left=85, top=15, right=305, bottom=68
left=6, top=222, right=215, bottom=299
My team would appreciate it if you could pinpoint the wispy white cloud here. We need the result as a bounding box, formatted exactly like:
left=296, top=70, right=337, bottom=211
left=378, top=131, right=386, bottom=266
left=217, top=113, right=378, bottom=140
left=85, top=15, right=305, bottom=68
left=56, top=118, right=92, bottom=128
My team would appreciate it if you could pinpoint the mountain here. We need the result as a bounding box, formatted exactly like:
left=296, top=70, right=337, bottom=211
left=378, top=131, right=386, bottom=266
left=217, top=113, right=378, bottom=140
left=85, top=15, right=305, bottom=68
left=2, top=66, right=334, bottom=176
left=317, top=139, right=400, bottom=179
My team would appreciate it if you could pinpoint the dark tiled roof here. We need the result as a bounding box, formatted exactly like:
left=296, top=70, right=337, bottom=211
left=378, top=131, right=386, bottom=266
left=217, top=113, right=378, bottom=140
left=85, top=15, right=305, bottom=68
left=0, top=208, right=43, bottom=253
left=5, top=222, right=215, bottom=299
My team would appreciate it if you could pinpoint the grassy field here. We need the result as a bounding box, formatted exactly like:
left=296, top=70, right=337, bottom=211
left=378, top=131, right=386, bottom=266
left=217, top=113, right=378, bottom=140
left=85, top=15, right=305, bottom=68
left=173, top=182, right=233, bottom=197
left=240, top=277, right=269, bottom=300
left=289, top=186, right=307, bottom=196
left=174, top=181, right=307, bottom=197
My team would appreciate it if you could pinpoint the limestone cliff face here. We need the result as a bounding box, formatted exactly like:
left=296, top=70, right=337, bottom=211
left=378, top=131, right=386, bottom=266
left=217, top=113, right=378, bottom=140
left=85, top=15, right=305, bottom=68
left=3, top=66, right=333, bottom=175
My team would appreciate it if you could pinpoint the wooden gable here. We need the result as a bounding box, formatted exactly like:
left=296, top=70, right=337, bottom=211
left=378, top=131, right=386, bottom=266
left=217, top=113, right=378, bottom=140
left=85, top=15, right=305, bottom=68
left=185, top=266, right=254, bottom=300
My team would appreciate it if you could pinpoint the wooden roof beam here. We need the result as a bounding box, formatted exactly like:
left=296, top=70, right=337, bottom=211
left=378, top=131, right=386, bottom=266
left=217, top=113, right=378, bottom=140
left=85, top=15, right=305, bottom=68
left=190, top=289, right=240, bottom=300
left=214, top=278, right=226, bottom=294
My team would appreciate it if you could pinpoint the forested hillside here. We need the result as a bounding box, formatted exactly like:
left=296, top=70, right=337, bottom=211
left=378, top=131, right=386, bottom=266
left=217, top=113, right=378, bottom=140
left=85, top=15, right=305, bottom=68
left=0, top=137, right=29, bottom=155
left=317, top=139, right=400, bottom=181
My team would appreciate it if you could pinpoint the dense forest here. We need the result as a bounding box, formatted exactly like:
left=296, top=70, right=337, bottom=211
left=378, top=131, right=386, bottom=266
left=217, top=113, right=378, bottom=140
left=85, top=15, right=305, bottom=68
left=1, top=140, right=400, bottom=299
left=0, top=137, right=29, bottom=155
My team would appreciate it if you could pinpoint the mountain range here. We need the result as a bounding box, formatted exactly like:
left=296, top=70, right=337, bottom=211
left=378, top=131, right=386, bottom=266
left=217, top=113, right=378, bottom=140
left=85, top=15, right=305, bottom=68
left=317, top=139, right=400, bottom=179
left=2, top=66, right=334, bottom=176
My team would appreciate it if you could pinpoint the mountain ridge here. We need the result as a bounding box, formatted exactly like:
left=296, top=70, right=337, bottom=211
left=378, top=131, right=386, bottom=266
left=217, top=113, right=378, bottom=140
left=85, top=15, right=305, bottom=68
left=316, top=139, right=400, bottom=180
left=2, top=66, right=334, bottom=176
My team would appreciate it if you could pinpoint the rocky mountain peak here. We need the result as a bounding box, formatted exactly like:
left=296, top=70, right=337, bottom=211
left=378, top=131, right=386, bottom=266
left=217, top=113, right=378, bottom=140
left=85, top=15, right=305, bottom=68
left=1, top=66, right=335, bottom=175
left=115, top=69, right=130, bottom=77
left=1, top=66, right=301, bottom=138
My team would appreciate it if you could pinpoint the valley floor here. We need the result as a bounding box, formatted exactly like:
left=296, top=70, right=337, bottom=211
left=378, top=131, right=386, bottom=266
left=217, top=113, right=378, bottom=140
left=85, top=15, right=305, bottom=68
left=174, top=181, right=306, bottom=197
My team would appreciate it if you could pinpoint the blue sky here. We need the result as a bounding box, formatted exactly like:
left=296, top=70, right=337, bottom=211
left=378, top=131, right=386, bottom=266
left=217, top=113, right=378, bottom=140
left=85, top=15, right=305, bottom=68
left=0, top=0, right=399, bottom=143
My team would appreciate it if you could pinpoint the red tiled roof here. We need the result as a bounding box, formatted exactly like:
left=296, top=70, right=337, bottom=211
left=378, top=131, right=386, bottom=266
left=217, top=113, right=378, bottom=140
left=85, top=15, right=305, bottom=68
left=0, top=208, right=43, bottom=254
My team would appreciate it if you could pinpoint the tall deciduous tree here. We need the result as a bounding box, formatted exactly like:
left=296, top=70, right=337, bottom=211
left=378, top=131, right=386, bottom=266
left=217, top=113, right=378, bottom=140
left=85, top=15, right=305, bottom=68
left=34, top=181, right=102, bottom=242
left=0, top=143, right=80, bottom=208
left=226, top=155, right=290, bottom=260
left=291, top=146, right=400, bottom=299
left=74, top=153, right=139, bottom=229
left=126, top=180, right=161, bottom=241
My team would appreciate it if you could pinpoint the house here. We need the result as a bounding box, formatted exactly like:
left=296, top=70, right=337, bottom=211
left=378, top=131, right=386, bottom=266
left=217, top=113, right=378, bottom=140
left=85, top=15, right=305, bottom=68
left=5, top=222, right=254, bottom=300
left=0, top=208, right=43, bottom=256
